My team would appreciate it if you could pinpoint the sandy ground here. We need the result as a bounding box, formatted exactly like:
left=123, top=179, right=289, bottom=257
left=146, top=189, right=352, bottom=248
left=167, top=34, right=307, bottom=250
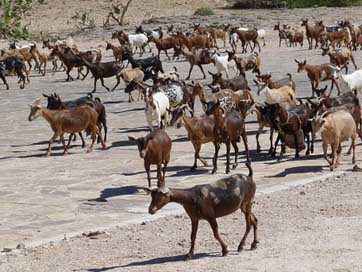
left=1, top=5, right=362, bottom=272
left=1, top=172, right=362, bottom=272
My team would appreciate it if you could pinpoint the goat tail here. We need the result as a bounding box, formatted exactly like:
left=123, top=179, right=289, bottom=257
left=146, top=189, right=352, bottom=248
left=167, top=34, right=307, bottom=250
left=173, top=66, right=178, bottom=72
left=95, top=97, right=102, bottom=103
left=246, top=162, right=253, bottom=177
left=287, top=73, right=292, bottom=80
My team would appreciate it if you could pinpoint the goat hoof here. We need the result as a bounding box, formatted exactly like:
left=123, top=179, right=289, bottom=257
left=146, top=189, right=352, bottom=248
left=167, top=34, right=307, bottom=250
left=237, top=245, right=244, bottom=252
left=45, top=152, right=51, bottom=157
left=232, top=164, right=238, bottom=170
left=86, top=149, right=93, bottom=153
left=211, top=169, right=217, bottom=174
left=225, top=169, right=230, bottom=174
left=251, top=241, right=259, bottom=250
left=190, top=166, right=197, bottom=172
left=222, top=249, right=228, bottom=256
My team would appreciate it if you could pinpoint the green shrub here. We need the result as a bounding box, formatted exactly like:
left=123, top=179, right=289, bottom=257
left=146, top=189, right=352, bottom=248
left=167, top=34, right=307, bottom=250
left=194, top=7, right=215, bottom=16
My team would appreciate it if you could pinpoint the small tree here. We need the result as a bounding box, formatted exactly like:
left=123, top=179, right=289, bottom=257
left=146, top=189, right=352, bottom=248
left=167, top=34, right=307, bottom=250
left=103, top=0, right=133, bottom=27
left=0, top=0, right=34, bottom=39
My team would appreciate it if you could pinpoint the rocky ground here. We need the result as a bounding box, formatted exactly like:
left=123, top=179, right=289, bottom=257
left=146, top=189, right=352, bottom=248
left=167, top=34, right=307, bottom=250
left=1, top=172, right=362, bottom=272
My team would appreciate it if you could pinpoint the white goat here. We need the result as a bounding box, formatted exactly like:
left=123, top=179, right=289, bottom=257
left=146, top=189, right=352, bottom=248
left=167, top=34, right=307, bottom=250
left=128, top=33, right=149, bottom=54
left=210, top=52, right=236, bottom=79
left=338, top=69, right=362, bottom=94
left=144, top=89, right=170, bottom=131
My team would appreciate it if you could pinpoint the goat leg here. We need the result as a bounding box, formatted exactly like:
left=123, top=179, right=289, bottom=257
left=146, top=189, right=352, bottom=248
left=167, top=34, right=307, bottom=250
left=185, top=219, right=199, bottom=261
left=198, top=64, right=206, bottom=79
left=79, top=132, right=85, bottom=148
left=238, top=208, right=252, bottom=252
left=268, top=128, right=274, bottom=154
left=208, top=218, right=228, bottom=256
left=294, top=134, right=299, bottom=158
left=46, top=132, right=58, bottom=156
left=110, top=76, right=121, bottom=92
left=186, top=64, right=194, bottom=80
left=232, top=141, right=239, bottom=169
left=156, top=163, right=162, bottom=187
left=242, top=131, right=250, bottom=163
left=226, top=141, right=231, bottom=174
left=100, top=78, right=110, bottom=92
left=212, top=142, right=220, bottom=174
left=145, top=161, right=151, bottom=188
left=60, top=133, right=68, bottom=155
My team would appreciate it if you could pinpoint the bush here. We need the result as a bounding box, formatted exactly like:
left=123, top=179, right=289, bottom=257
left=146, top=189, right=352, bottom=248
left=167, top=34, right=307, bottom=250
left=228, top=0, right=362, bottom=8
left=0, top=0, right=33, bottom=39
left=194, top=7, right=215, bottom=16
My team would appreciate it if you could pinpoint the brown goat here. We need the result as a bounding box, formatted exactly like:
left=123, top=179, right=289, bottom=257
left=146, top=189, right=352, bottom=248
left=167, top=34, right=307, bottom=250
left=128, top=129, right=172, bottom=187
left=321, top=47, right=357, bottom=74
left=170, top=105, right=216, bottom=171
left=274, top=22, right=289, bottom=47
left=148, top=36, right=177, bottom=60
left=254, top=73, right=296, bottom=94
left=301, top=19, right=325, bottom=49
left=209, top=71, right=249, bottom=91
left=174, top=48, right=212, bottom=80
left=231, top=28, right=261, bottom=53
left=320, top=29, right=351, bottom=49
left=28, top=96, right=105, bottom=156
left=205, top=99, right=250, bottom=174
left=106, top=41, right=125, bottom=62
left=140, top=162, right=258, bottom=259
left=227, top=51, right=261, bottom=76
left=176, top=32, right=213, bottom=51
left=295, top=59, right=341, bottom=96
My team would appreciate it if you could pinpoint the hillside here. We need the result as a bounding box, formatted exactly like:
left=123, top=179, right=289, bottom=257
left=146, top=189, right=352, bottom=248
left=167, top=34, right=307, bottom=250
left=24, top=0, right=228, bottom=35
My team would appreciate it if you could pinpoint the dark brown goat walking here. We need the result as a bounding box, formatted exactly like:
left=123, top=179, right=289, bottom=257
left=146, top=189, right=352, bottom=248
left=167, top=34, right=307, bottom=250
left=140, top=162, right=258, bottom=260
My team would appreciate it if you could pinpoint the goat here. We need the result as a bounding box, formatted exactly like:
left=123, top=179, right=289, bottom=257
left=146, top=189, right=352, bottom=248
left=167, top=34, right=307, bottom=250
left=0, top=62, right=9, bottom=90
left=270, top=103, right=313, bottom=159
left=44, top=93, right=108, bottom=145
left=144, top=88, right=170, bottom=131
left=136, top=25, right=163, bottom=39
left=274, top=22, right=289, bottom=47
left=227, top=51, right=261, bottom=76
left=259, top=85, right=297, bottom=106
left=311, top=110, right=356, bottom=170
left=30, top=44, right=49, bottom=76
left=342, top=20, right=361, bottom=50
left=170, top=105, right=216, bottom=171
left=254, top=73, right=295, bottom=95
left=123, top=51, right=164, bottom=74
left=320, top=28, right=351, bottom=49
left=193, top=24, right=229, bottom=48
left=287, top=28, right=304, bottom=47
left=205, top=99, right=250, bottom=174
left=0, top=56, right=29, bottom=89
left=338, top=70, right=362, bottom=94
left=321, top=47, right=357, bottom=74
left=176, top=32, right=213, bottom=51
left=209, top=71, right=249, bottom=91
left=173, top=47, right=212, bottom=80
left=295, top=59, right=341, bottom=96
left=128, top=129, right=171, bottom=187
left=49, top=46, right=88, bottom=81
left=148, top=36, right=178, bottom=60
left=231, top=28, right=261, bottom=53
left=301, top=19, right=325, bottom=49
left=112, top=31, right=149, bottom=56
left=28, top=96, right=105, bottom=156
left=105, top=41, right=125, bottom=62
left=80, top=57, right=123, bottom=93
left=140, top=162, right=258, bottom=260
left=210, top=51, right=237, bottom=79
left=254, top=104, right=275, bottom=154
left=119, top=67, right=145, bottom=102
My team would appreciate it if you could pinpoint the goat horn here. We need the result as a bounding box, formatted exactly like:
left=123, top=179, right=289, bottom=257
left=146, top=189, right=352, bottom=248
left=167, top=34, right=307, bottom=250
left=137, top=187, right=152, bottom=194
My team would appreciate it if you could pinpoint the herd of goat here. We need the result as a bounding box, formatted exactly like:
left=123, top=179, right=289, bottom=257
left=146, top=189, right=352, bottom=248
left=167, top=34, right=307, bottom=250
left=2, top=18, right=362, bottom=259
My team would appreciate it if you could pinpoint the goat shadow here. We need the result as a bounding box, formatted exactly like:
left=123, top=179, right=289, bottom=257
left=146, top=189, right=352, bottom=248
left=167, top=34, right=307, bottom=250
left=266, top=165, right=324, bottom=178
left=111, top=107, right=144, bottom=114
left=116, top=126, right=150, bottom=134
left=87, top=185, right=140, bottom=202
left=85, top=252, right=215, bottom=271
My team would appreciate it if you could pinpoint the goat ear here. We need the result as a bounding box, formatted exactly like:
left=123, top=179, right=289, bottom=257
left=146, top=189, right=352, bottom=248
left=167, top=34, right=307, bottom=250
left=128, top=136, right=137, bottom=142
left=42, top=93, right=49, bottom=98
left=158, top=187, right=170, bottom=195
left=303, top=60, right=307, bottom=65
left=208, top=71, right=214, bottom=76
left=294, top=59, right=300, bottom=64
